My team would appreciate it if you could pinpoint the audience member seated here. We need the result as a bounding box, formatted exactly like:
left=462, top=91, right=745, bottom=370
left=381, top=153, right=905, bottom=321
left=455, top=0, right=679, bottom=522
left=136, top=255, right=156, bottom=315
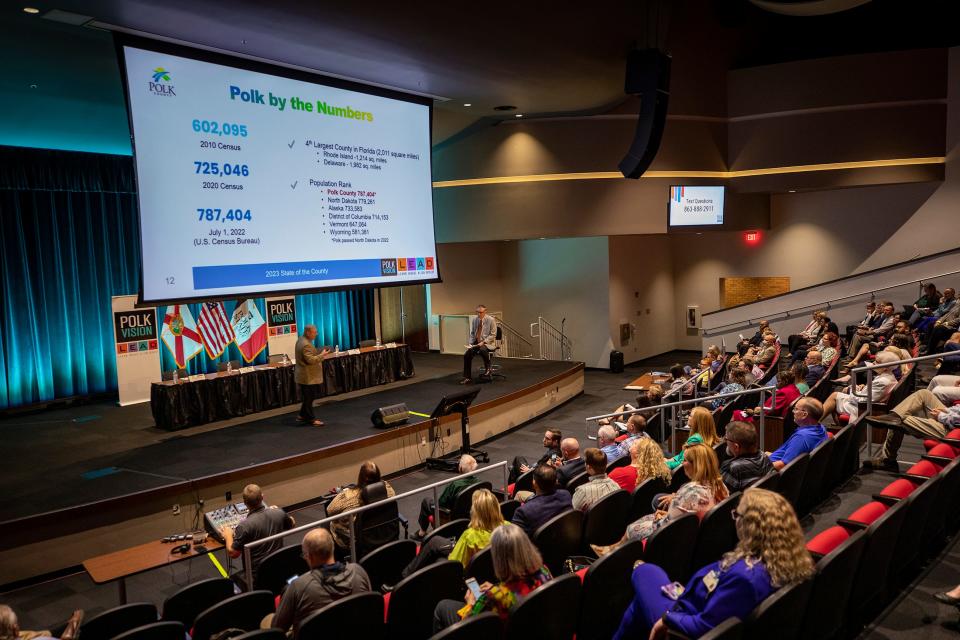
left=610, top=438, right=672, bottom=491
left=734, top=370, right=801, bottom=423
left=511, top=464, right=572, bottom=536
left=616, top=415, right=649, bottom=456
left=928, top=371, right=960, bottom=404
left=823, top=351, right=899, bottom=424
left=753, top=332, right=779, bottom=368
left=721, top=421, right=775, bottom=492
left=938, top=332, right=960, bottom=375
left=509, top=428, right=561, bottom=483
left=710, top=368, right=748, bottom=410
left=415, top=455, right=479, bottom=539
left=847, top=301, right=897, bottom=358
left=612, top=488, right=814, bottom=640
left=624, top=443, right=728, bottom=543
left=271, top=528, right=371, bottom=635
left=926, top=292, right=960, bottom=355
left=916, top=287, right=956, bottom=334
left=597, top=425, right=622, bottom=463
left=844, top=321, right=913, bottom=373
left=738, top=320, right=771, bottom=355
left=433, top=525, right=552, bottom=632
left=734, top=356, right=763, bottom=385
left=791, top=362, right=810, bottom=394
left=863, top=388, right=960, bottom=471
left=906, top=282, right=941, bottom=325
left=326, top=461, right=396, bottom=554
left=802, top=350, right=826, bottom=388
left=666, top=407, right=720, bottom=470
left=403, top=489, right=507, bottom=577
left=668, top=363, right=694, bottom=396
left=224, top=483, right=295, bottom=585
left=766, top=398, right=829, bottom=470
left=847, top=301, right=883, bottom=341
left=555, top=438, right=586, bottom=488
left=572, top=448, right=622, bottom=511
left=788, top=311, right=825, bottom=354
left=0, top=604, right=81, bottom=640
left=794, top=330, right=841, bottom=368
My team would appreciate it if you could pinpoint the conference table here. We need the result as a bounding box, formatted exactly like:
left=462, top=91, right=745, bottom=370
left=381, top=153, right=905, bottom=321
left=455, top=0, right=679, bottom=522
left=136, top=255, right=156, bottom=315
left=623, top=371, right=672, bottom=391
left=84, top=537, right=225, bottom=604
left=151, top=344, right=415, bottom=430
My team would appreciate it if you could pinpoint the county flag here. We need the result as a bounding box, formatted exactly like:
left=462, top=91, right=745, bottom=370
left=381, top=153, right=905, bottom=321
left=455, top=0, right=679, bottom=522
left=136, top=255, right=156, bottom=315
left=230, top=299, right=268, bottom=363
left=161, top=305, right=203, bottom=368
left=198, top=301, right=235, bottom=358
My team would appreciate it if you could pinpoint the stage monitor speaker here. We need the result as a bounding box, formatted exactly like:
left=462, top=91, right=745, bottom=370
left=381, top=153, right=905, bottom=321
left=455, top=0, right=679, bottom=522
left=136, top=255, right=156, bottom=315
left=618, top=49, right=671, bottom=179
left=371, top=403, right=409, bottom=428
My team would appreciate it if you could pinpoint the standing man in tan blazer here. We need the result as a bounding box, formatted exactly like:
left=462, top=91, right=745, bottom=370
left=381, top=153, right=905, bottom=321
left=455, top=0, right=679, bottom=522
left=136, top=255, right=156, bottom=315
left=296, top=325, right=329, bottom=426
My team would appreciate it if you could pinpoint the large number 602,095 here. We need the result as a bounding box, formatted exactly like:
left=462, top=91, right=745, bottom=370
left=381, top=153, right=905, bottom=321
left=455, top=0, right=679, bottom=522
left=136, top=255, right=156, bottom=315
left=191, top=119, right=248, bottom=137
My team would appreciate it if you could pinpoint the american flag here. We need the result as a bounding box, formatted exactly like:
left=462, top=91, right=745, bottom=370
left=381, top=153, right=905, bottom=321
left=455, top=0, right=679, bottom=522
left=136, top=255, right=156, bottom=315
left=198, top=301, right=235, bottom=358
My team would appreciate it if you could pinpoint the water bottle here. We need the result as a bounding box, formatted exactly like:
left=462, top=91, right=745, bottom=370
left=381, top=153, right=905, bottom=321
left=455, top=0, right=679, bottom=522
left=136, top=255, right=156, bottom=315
left=227, top=361, right=232, bottom=374
left=283, top=353, right=289, bottom=365
left=376, top=338, right=382, bottom=348
left=172, top=369, right=179, bottom=384
left=335, top=344, right=340, bottom=354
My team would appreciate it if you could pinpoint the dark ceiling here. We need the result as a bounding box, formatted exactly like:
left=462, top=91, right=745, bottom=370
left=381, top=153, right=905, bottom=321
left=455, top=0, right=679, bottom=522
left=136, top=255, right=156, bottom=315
left=5, top=0, right=960, bottom=145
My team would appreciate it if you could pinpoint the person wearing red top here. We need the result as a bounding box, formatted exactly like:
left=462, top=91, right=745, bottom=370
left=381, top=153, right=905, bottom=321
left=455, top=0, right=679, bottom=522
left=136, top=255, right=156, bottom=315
left=609, top=438, right=672, bottom=491
left=734, top=370, right=802, bottom=423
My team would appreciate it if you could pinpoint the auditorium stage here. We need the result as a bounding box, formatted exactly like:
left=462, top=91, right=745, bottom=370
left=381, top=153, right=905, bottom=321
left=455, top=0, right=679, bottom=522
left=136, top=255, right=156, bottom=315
left=0, top=353, right=584, bottom=584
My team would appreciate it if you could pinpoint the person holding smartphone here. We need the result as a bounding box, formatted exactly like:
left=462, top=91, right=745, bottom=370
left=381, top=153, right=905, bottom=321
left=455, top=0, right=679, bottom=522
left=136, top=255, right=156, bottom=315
left=612, top=488, right=813, bottom=640
left=432, top=525, right=552, bottom=632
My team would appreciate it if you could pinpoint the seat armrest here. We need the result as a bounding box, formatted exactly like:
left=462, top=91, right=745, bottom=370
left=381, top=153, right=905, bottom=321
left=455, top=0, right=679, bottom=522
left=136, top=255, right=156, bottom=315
left=922, top=455, right=953, bottom=465
left=897, top=473, right=933, bottom=483
left=837, top=518, right=869, bottom=531
left=872, top=494, right=902, bottom=505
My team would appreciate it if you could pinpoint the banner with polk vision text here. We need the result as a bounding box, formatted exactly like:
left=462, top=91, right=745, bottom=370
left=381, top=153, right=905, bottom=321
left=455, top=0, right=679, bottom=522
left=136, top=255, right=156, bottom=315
left=266, top=296, right=298, bottom=362
left=112, top=295, right=161, bottom=406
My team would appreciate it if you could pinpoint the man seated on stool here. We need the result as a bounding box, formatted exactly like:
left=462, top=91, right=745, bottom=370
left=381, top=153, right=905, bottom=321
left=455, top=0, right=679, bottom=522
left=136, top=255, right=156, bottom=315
left=461, top=304, right=497, bottom=384
left=223, top=484, right=295, bottom=587
left=270, top=528, right=371, bottom=635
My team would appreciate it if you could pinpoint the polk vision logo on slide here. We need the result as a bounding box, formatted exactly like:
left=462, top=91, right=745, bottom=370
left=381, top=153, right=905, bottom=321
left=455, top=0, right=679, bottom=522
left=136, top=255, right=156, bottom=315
left=148, top=67, right=176, bottom=97
left=380, top=258, right=398, bottom=276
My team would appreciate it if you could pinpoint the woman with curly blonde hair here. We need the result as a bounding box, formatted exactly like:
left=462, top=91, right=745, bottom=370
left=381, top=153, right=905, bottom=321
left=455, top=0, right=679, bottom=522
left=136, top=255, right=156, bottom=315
left=666, top=406, right=719, bottom=470
left=613, top=488, right=813, bottom=640
left=610, top=437, right=672, bottom=491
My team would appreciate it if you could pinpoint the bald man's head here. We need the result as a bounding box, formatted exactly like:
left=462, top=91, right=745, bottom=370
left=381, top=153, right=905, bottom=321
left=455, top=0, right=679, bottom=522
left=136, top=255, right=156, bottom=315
left=560, top=437, right=580, bottom=460
left=301, top=528, right=334, bottom=568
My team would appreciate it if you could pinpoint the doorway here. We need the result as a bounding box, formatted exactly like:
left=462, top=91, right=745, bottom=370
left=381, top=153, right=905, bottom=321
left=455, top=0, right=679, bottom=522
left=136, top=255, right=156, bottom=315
left=379, top=284, right=429, bottom=351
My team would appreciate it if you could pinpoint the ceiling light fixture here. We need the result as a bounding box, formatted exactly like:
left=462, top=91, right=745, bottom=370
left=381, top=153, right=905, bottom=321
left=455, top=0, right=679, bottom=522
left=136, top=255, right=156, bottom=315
left=788, top=189, right=796, bottom=193
left=515, top=114, right=523, bottom=118
left=23, top=6, right=40, bottom=13
left=463, top=103, right=471, bottom=107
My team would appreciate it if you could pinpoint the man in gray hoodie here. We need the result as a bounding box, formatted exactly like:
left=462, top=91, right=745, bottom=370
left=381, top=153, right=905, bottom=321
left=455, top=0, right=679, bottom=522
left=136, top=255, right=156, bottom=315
left=272, top=527, right=371, bottom=634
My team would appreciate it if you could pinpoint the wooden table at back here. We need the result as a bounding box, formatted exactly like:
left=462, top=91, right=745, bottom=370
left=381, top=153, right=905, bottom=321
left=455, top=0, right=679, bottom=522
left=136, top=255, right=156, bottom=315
left=84, top=537, right=224, bottom=604
left=624, top=372, right=672, bottom=391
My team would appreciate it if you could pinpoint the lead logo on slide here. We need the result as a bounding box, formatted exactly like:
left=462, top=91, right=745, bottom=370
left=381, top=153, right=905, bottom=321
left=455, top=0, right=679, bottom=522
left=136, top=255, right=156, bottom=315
left=148, top=66, right=176, bottom=97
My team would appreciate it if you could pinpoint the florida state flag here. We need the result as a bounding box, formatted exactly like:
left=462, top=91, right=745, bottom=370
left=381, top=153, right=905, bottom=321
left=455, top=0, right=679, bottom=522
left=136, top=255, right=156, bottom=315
left=160, top=305, right=203, bottom=368
left=230, top=299, right=268, bottom=363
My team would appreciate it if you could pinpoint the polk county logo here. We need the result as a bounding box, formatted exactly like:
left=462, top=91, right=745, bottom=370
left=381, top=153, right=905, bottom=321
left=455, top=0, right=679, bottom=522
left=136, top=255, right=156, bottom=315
left=148, top=67, right=176, bottom=97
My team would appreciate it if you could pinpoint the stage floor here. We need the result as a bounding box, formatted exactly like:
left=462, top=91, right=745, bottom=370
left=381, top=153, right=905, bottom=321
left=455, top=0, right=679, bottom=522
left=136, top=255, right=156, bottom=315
left=0, top=353, right=577, bottom=523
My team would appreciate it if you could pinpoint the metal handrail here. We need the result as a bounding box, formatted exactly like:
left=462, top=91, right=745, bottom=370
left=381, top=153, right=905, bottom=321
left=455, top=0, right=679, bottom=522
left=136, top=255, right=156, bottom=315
left=587, top=383, right=775, bottom=453
left=496, top=319, right=535, bottom=358
left=849, top=349, right=957, bottom=458
left=703, top=267, right=960, bottom=336
left=239, top=461, right=509, bottom=589
left=530, top=316, right=572, bottom=361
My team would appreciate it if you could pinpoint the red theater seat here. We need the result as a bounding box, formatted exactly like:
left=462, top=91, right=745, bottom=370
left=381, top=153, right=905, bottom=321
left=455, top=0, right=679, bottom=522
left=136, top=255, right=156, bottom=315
left=383, top=593, right=391, bottom=623
left=806, top=526, right=850, bottom=556
left=906, top=460, right=942, bottom=477
left=880, top=478, right=918, bottom=500
left=576, top=567, right=588, bottom=582
left=837, top=414, right=850, bottom=426
left=615, top=434, right=629, bottom=443
left=928, top=443, right=958, bottom=459
left=924, top=439, right=940, bottom=451
left=846, top=501, right=888, bottom=525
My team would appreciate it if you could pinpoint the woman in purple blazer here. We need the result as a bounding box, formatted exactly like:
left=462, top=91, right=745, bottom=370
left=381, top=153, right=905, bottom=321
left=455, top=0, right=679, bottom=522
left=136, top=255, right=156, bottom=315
left=612, top=488, right=814, bottom=640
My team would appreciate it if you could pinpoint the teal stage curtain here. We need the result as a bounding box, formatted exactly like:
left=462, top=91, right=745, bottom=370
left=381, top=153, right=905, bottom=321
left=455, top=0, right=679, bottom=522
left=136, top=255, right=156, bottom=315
left=0, top=146, right=374, bottom=410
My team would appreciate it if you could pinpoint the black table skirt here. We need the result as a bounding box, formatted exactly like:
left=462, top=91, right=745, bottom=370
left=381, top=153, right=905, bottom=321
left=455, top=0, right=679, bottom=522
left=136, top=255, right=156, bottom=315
left=151, top=346, right=415, bottom=431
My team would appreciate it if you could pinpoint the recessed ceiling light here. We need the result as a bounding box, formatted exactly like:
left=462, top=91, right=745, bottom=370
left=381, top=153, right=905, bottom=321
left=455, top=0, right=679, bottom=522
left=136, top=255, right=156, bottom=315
left=463, top=103, right=472, bottom=107
left=29, top=84, right=38, bottom=89
left=515, top=114, right=523, bottom=118
left=23, top=6, right=40, bottom=13
left=788, top=189, right=796, bottom=193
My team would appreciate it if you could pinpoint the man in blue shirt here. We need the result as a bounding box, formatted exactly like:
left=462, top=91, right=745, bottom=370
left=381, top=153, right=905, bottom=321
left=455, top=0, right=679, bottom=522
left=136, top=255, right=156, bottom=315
left=597, top=425, right=622, bottom=463
left=766, top=398, right=829, bottom=469
left=512, top=464, right=572, bottom=536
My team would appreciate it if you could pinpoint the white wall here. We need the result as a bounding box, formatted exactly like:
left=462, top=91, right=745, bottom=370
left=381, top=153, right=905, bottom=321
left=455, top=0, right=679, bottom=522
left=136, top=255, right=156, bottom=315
left=500, top=237, right=611, bottom=367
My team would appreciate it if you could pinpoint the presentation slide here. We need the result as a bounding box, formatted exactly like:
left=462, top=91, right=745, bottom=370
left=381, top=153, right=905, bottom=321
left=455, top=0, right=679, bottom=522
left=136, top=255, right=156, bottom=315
left=120, top=43, right=438, bottom=303
left=668, top=185, right=725, bottom=227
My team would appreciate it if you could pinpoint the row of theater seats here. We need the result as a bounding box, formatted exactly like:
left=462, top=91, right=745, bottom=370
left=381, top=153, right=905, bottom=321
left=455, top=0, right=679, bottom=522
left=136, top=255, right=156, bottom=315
left=73, top=411, right=874, bottom=640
